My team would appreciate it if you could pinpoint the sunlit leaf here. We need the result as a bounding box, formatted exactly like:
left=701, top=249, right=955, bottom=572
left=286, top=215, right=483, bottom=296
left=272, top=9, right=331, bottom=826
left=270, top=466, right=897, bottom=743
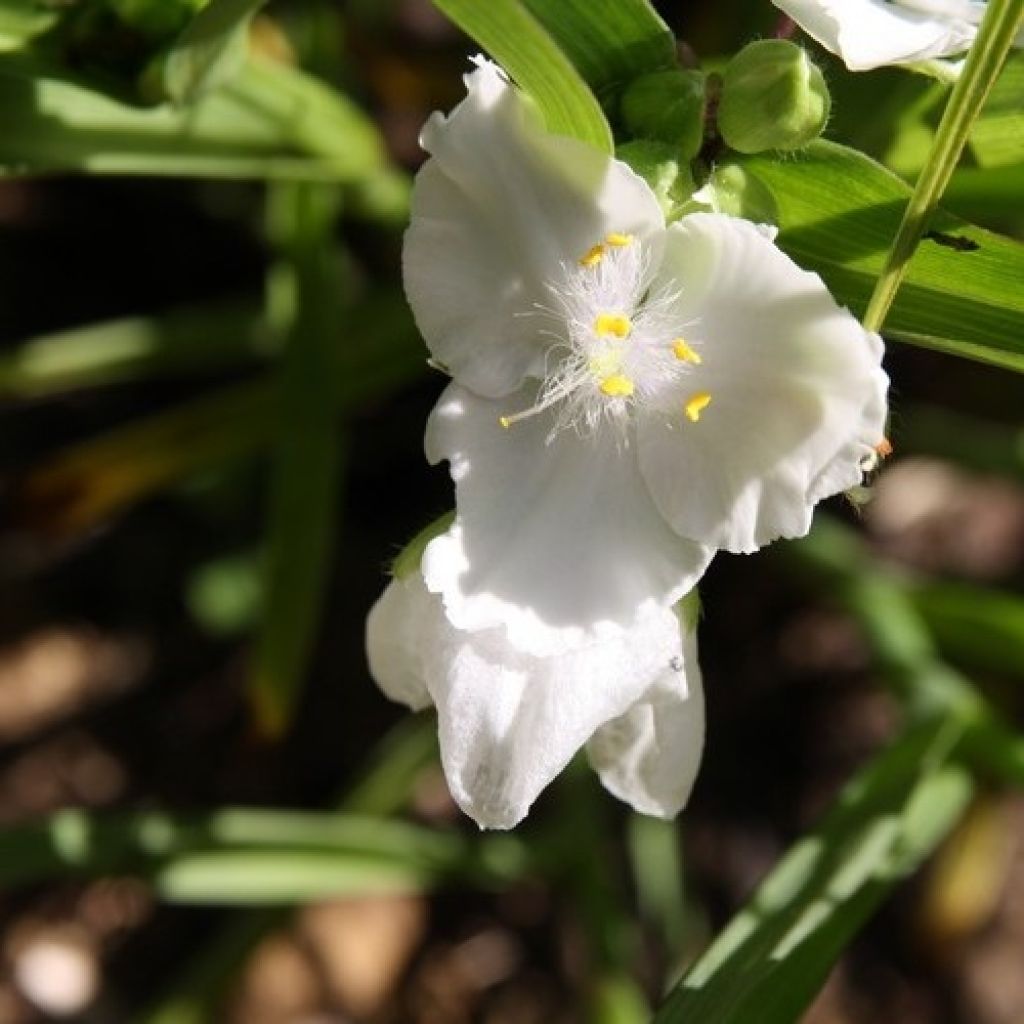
left=655, top=718, right=973, bottom=1023
left=521, top=0, right=675, bottom=108
left=432, top=0, right=613, bottom=152
left=0, top=54, right=398, bottom=183
left=746, top=141, right=1024, bottom=372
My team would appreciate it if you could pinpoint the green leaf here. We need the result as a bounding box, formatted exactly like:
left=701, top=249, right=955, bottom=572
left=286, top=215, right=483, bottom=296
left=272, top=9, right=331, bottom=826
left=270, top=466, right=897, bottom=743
left=910, top=581, right=1024, bottom=678
left=248, top=182, right=346, bottom=738
left=520, top=0, right=675, bottom=108
left=0, top=0, right=57, bottom=48
left=654, top=718, right=973, bottom=1023
left=159, top=0, right=268, bottom=104
left=154, top=851, right=434, bottom=903
left=745, top=141, right=1024, bottom=373
left=432, top=0, right=613, bottom=153
left=0, top=301, right=269, bottom=398
left=0, top=54, right=397, bottom=183
left=970, top=52, right=1024, bottom=167
left=860, top=0, right=1024, bottom=333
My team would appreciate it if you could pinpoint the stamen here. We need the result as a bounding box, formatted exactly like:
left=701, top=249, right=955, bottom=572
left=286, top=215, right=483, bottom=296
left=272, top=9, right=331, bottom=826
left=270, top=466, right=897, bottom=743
left=498, top=376, right=584, bottom=429
left=594, top=313, right=632, bottom=339
left=599, top=374, right=635, bottom=398
left=579, top=243, right=606, bottom=268
left=684, top=392, right=712, bottom=422
left=875, top=437, right=893, bottom=458
left=605, top=232, right=634, bottom=247
left=671, top=338, right=702, bottom=364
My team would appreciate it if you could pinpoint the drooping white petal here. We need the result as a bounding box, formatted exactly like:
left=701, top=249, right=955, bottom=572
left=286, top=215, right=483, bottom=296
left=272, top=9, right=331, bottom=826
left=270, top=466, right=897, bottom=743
left=365, top=573, right=693, bottom=829
left=404, top=60, right=664, bottom=399
left=772, top=0, right=977, bottom=70
left=422, top=382, right=714, bottom=657
left=587, top=624, right=704, bottom=819
left=637, top=213, right=888, bottom=554
left=365, top=575, right=433, bottom=711
left=422, top=589, right=686, bottom=830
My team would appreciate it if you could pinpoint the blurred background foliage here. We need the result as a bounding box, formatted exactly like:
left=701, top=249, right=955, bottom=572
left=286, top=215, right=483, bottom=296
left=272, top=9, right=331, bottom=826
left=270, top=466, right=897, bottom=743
left=0, top=0, right=1022, bottom=1021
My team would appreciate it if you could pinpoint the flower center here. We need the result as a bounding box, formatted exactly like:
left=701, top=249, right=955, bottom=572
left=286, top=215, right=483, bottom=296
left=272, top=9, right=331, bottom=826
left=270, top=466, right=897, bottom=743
left=499, top=233, right=713, bottom=439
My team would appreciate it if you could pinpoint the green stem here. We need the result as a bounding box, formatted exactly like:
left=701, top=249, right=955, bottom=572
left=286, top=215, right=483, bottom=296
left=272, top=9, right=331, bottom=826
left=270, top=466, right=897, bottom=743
left=862, top=0, right=1024, bottom=332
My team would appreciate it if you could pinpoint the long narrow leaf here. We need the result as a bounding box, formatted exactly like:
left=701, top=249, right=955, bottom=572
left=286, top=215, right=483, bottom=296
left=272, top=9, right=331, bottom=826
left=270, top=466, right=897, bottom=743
left=655, top=718, right=974, bottom=1023
left=432, top=0, right=613, bottom=153
left=520, top=0, right=675, bottom=107
left=0, top=54, right=396, bottom=182
left=248, top=183, right=345, bottom=737
left=745, top=141, right=1024, bottom=373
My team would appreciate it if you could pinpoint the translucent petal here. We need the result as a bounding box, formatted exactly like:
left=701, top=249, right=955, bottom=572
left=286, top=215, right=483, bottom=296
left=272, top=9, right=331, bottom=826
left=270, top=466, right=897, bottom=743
left=772, top=0, right=977, bottom=69
left=404, top=61, right=664, bottom=398
left=587, top=624, right=704, bottom=818
left=423, top=382, right=714, bottom=656
left=422, top=595, right=685, bottom=829
left=637, top=213, right=888, bottom=553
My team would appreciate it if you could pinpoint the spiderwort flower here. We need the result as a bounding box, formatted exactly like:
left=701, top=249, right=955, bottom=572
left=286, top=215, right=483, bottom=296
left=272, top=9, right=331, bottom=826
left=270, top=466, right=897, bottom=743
left=406, top=60, right=888, bottom=658
left=771, top=0, right=1019, bottom=71
left=367, top=569, right=703, bottom=829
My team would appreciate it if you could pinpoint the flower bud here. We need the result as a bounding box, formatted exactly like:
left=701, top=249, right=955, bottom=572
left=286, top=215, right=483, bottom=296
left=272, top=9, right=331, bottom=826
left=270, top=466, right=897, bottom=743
left=620, top=70, right=706, bottom=160
left=718, top=40, right=830, bottom=154
left=392, top=511, right=455, bottom=580
left=615, top=141, right=696, bottom=222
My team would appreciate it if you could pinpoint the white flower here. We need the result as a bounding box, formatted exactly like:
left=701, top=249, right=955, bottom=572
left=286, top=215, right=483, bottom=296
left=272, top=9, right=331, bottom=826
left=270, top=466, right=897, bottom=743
left=771, top=0, right=1019, bottom=71
left=405, top=61, right=888, bottom=657
left=366, top=570, right=704, bottom=829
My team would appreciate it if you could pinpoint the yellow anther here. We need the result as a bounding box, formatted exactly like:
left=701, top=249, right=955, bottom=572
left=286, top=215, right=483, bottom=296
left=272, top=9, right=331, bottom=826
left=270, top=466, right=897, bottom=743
left=499, top=415, right=512, bottom=429
left=599, top=374, right=635, bottom=398
left=684, top=392, right=712, bottom=422
left=605, top=232, right=634, bottom=247
left=671, top=338, right=702, bottom=364
left=594, top=312, right=632, bottom=339
left=579, top=243, right=606, bottom=268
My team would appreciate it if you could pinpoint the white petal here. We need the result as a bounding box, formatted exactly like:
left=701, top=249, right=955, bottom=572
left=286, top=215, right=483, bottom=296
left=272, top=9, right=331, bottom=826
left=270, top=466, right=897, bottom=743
left=638, top=213, right=888, bottom=554
left=365, top=575, right=433, bottom=712
left=404, top=61, right=664, bottom=398
left=772, top=0, right=977, bottom=69
left=422, top=599, right=685, bottom=829
left=423, top=382, right=714, bottom=657
left=587, top=623, right=704, bottom=818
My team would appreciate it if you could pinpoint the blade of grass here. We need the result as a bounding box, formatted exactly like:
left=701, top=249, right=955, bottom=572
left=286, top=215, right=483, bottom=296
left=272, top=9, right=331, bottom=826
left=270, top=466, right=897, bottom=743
left=863, top=0, right=1024, bottom=332
left=520, top=0, right=675, bottom=108
left=655, top=716, right=974, bottom=1023
left=139, top=716, right=436, bottom=1024
left=432, top=0, right=613, bottom=152
left=247, top=182, right=344, bottom=738
left=0, top=301, right=269, bottom=399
